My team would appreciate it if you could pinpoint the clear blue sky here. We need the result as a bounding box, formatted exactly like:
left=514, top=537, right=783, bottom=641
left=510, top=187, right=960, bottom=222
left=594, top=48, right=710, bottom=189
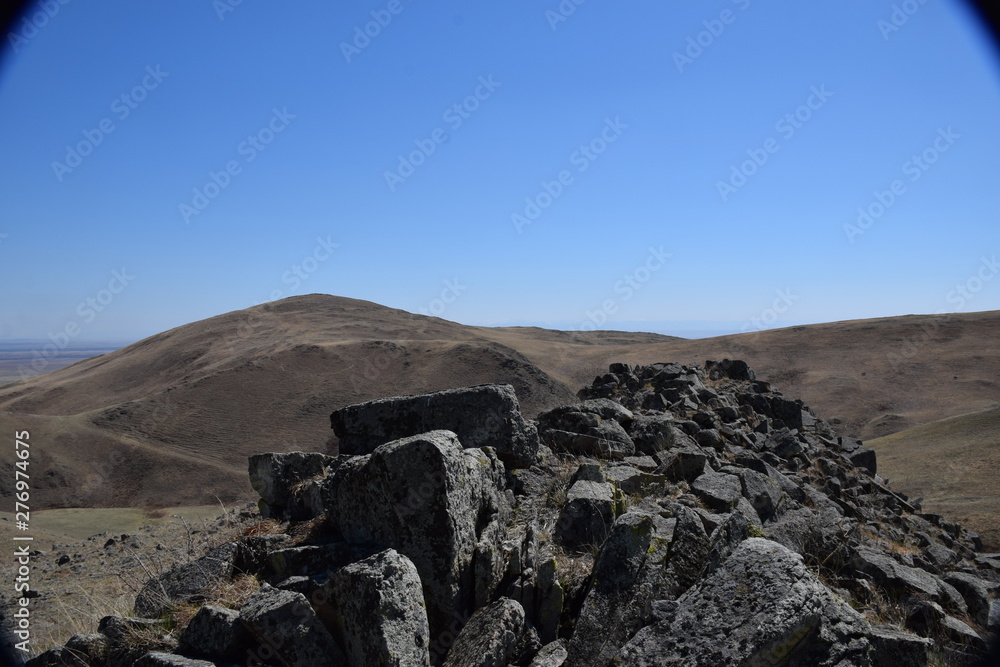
left=1, top=0, right=999, bottom=342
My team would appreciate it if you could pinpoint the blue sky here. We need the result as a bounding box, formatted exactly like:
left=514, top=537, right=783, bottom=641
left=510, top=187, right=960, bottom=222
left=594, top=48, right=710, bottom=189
left=1, top=0, right=999, bottom=342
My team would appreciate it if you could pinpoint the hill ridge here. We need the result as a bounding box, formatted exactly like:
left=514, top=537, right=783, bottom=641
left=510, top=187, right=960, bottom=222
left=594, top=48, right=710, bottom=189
left=0, top=295, right=996, bottom=540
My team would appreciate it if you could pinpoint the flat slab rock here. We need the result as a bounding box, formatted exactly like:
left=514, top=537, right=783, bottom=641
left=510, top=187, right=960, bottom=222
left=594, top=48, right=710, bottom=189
left=690, top=471, right=742, bottom=512
left=535, top=400, right=636, bottom=460
left=330, top=384, right=539, bottom=467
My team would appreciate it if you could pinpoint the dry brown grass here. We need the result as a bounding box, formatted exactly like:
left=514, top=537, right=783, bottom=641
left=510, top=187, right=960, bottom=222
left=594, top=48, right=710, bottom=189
left=171, top=572, right=262, bottom=635
left=241, top=517, right=283, bottom=538
left=869, top=406, right=1000, bottom=551
left=32, top=578, right=134, bottom=655
left=859, top=526, right=922, bottom=556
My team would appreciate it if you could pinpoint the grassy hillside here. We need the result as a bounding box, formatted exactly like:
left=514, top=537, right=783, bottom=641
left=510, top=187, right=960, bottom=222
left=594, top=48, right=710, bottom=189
left=869, top=406, right=1000, bottom=550
left=0, top=295, right=996, bottom=544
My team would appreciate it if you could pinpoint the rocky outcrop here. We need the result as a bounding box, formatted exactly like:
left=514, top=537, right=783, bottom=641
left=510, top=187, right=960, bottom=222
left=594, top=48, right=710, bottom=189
left=616, top=538, right=932, bottom=666
left=323, top=430, right=511, bottom=648
left=28, top=360, right=999, bottom=667
left=330, top=384, right=540, bottom=468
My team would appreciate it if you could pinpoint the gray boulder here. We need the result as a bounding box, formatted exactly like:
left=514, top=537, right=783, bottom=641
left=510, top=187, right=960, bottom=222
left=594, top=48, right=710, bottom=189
left=248, top=451, right=336, bottom=519
left=554, top=480, right=624, bottom=550
left=657, top=448, right=708, bottom=483
left=943, top=571, right=997, bottom=627
left=690, top=472, right=742, bottom=512
left=180, top=605, right=248, bottom=660
left=330, top=384, right=539, bottom=468
left=327, top=549, right=430, bottom=667
left=850, top=546, right=956, bottom=608
left=616, top=538, right=931, bottom=666
left=442, top=597, right=531, bottom=667
left=567, top=511, right=675, bottom=667
left=536, top=401, right=636, bottom=459
left=323, top=430, right=511, bottom=651
left=239, top=584, right=346, bottom=667
left=529, top=641, right=568, bottom=666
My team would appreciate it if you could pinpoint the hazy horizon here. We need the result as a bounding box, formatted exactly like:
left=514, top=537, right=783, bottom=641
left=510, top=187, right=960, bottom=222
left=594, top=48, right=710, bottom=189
left=3, top=296, right=997, bottom=348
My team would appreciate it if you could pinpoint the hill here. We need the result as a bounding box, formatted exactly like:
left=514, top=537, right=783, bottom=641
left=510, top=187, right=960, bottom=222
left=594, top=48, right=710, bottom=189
left=0, top=295, right=997, bottom=522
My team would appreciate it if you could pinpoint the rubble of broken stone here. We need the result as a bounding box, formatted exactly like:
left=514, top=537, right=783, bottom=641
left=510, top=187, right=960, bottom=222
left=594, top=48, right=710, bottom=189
left=28, top=362, right=999, bottom=666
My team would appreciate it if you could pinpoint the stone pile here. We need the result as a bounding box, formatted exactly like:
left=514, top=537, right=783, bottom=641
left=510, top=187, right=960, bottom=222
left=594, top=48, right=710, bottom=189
left=28, top=368, right=1000, bottom=666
